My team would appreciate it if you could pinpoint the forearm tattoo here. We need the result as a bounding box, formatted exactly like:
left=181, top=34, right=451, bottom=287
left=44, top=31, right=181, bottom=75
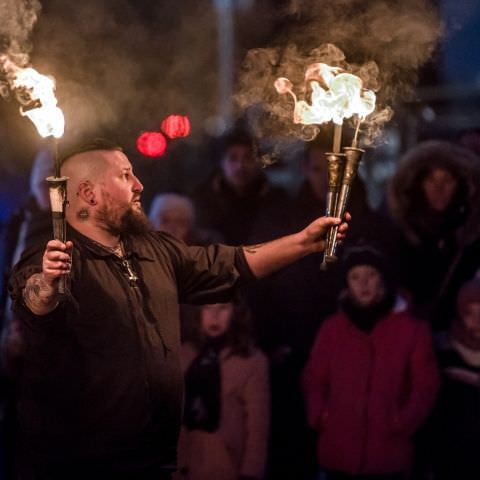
left=23, top=273, right=59, bottom=314
left=244, top=243, right=265, bottom=254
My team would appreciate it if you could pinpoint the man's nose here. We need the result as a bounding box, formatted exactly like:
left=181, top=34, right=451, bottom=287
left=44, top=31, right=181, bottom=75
left=132, top=175, right=144, bottom=192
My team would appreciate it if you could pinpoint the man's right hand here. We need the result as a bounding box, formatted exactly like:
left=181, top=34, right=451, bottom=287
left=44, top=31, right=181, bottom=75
left=22, top=240, right=73, bottom=316
left=42, top=240, right=73, bottom=285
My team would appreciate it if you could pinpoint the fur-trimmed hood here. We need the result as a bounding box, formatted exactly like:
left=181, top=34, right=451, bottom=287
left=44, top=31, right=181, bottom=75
left=388, top=140, right=480, bottom=247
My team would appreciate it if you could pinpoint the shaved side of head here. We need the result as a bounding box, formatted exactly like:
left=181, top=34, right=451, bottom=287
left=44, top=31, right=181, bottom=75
left=61, top=150, right=109, bottom=187
left=59, top=140, right=124, bottom=222
left=60, top=140, right=122, bottom=183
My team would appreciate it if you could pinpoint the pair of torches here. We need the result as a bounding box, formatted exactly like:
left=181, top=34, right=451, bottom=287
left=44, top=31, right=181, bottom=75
left=274, top=63, right=374, bottom=268
left=323, top=127, right=363, bottom=268
left=3, top=59, right=68, bottom=292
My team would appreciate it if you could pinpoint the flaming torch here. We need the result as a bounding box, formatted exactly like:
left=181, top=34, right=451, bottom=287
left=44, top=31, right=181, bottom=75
left=2, top=56, right=68, bottom=292
left=274, top=62, right=376, bottom=267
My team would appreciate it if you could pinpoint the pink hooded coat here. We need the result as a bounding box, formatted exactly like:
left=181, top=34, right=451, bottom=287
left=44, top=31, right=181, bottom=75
left=302, top=299, right=440, bottom=475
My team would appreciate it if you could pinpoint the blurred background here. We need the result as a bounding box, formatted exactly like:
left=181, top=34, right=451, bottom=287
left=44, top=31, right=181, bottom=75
left=0, top=0, right=479, bottom=222
left=3, top=3, right=480, bottom=480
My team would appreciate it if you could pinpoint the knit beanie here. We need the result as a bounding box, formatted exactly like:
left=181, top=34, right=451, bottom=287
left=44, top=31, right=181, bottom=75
left=343, top=244, right=389, bottom=279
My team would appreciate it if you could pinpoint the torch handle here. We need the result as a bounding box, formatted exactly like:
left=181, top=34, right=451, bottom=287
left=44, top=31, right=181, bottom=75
left=325, top=183, right=351, bottom=258
left=51, top=212, right=66, bottom=242
left=51, top=212, right=67, bottom=295
left=321, top=187, right=340, bottom=269
left=323, top=147, right=364, bottom=266
left=334, top=183, right=352, bottom=222
left=321, top=153, right=346, bottom=269
left=47, top=176, right=69, bottom=296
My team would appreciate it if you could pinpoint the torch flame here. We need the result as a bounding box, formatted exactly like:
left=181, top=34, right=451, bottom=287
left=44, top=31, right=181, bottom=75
left=274, top=63, right=376, bottom=127
left=12, top=67, right=65, bottom=139
left=1, top=55, right=65, bottom=139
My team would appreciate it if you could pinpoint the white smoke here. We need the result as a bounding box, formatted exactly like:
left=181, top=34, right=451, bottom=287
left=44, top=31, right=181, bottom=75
left=235, top=0, right=442, bottom=147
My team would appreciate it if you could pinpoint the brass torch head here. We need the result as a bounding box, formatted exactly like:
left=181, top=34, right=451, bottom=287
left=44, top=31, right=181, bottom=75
left=325, top=152, right=346, bottom=189
left=324, top=152, right=346, bottom=217
left=341, top=147, right=365, bottom=185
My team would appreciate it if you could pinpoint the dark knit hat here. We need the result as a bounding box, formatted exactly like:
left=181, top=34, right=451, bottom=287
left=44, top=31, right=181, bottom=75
left=341, top=245, right=397, bottom=326
left=457, top=278, right=480, bottom=315
left=342, top=244, right=388, bottom=278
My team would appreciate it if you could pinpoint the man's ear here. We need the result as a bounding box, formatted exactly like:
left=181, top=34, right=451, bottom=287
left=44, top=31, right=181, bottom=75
left=77, top=180, right=97, bottom=205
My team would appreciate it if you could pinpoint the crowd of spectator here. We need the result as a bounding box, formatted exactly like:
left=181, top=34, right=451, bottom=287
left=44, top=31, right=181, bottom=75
left=2, top=128, right=480, bottom=479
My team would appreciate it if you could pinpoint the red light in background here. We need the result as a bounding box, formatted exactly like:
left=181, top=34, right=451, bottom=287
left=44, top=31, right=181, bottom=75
left=136, top=131, right=167, bottom=157
left=161, top=114, right=191, bottom=139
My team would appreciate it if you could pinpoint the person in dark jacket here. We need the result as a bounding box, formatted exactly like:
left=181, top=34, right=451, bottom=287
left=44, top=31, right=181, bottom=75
left=192, top=129, right=290, bottom=246
left=8, top=139, right=348, bottom=480
left=388, top=140, right=480, bottom=330
left=302, top=245, right=440, bottom=479
left=431, top=278, right=480, bottom=479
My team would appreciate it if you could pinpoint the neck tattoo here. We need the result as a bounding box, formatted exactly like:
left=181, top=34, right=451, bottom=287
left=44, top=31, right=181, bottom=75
left=77, top=208, right=89, bottom=220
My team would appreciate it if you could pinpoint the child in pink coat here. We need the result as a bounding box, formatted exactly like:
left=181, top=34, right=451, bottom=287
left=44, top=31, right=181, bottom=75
left=303, top=245, right=440, bottom=480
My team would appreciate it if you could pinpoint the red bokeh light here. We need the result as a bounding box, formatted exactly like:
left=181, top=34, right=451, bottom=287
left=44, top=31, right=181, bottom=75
left=161, top=114, right=191, bottom=139
left=136, top=131, right=167, bottom=157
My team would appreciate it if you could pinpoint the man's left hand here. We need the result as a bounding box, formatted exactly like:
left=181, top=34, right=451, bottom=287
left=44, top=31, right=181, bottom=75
left=300, top=213, right=350, bottom=254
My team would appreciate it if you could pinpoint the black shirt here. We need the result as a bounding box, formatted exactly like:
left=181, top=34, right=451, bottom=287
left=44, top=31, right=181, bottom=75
left=8, top=225, right=254, bottom=472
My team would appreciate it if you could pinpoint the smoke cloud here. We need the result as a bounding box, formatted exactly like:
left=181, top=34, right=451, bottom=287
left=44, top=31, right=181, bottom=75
left=0, top=0, right=41, bottom=61
left=0, top=0, right=221, bottom=155
left=0, top=0, right=443, bottom=170
left=235, top=0, right=442, bottom=147
left=0, top=0, right=42, bottom=96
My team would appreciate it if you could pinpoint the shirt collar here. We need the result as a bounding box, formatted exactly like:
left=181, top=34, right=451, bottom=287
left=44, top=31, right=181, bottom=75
left=67, top=224, right=155, bottom=261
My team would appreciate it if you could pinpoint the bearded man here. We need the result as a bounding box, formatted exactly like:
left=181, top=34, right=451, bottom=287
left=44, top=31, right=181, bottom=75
left=9, top=140, right=348, bottom=480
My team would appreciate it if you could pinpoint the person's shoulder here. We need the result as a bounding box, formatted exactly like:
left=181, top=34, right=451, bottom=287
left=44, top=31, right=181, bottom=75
left=237, top=347, right=269, bottom=376
left=148, top=230, right=185, bottom=250
left=131, top=231, right=189, bottom=268
left=149, top=230, right=223, bottom=255
left=322, top=311, right=345, bottom=328
left=389, top=305, right=432, bottom=337
left=228, top=346, right=268, bottom=367
left=249, top=347, right=268, bottom=364
left=311, top=311, right=346, bottom=342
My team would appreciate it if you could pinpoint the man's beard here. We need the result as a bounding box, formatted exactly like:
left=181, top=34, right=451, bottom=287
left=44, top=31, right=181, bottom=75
left=95, top=195, right=151, bottom=237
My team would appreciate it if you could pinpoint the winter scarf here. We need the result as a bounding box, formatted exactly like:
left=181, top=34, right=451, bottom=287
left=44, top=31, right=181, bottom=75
left=183, top=335, right=226, bottom=432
